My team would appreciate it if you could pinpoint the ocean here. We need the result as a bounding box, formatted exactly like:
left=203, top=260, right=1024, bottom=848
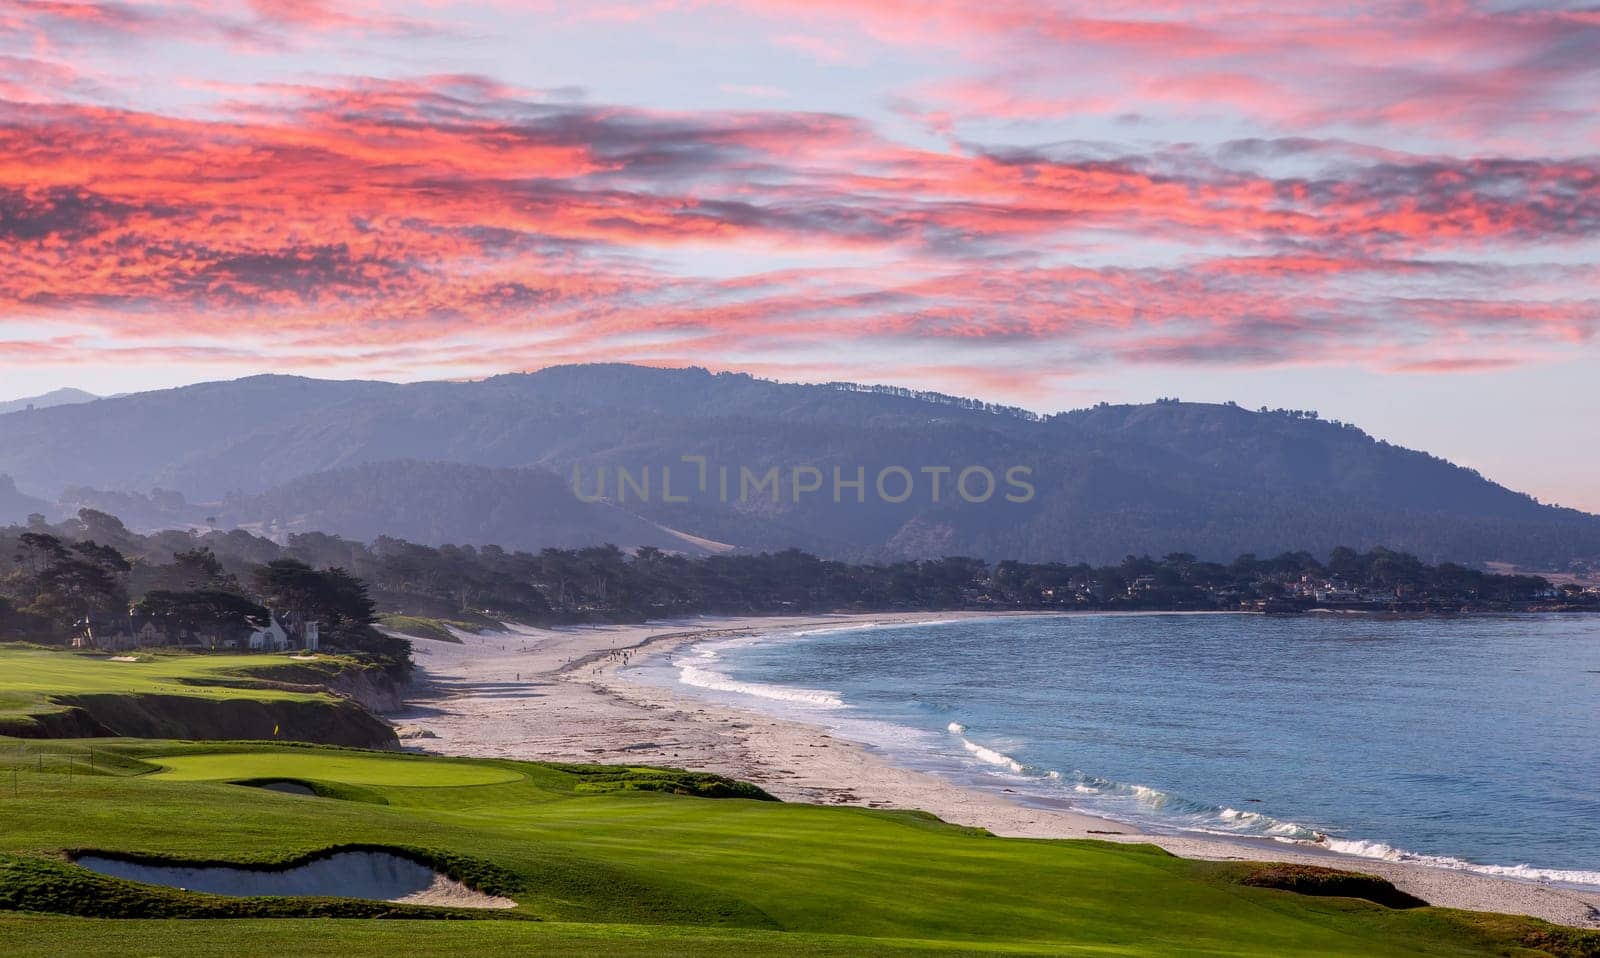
left=628, top=612, right=1600, bottom=887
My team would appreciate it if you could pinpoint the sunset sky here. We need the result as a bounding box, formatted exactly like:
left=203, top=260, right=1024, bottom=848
left=1, top=1, right=1597, bottom=509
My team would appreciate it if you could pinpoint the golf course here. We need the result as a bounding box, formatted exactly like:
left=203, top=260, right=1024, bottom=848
left=0, top=648, right=397, bottom=747
left=4, top=739, right=1599, bottom=957
left=2, top=651, right=1598, bottom=956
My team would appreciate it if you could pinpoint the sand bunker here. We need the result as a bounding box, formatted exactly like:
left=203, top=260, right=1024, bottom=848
left=73, top=850, right=516, bottom=909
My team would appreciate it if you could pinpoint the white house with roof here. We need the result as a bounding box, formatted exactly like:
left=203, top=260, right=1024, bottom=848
left=296, top=618, right=320, bottom=652
left=248, top=613, right=321, bottom=652
left=247, top=615, right=291, bottom=652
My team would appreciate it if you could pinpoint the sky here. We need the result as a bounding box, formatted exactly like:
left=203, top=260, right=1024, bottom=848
left=1, top=1, right=1597, bottom=510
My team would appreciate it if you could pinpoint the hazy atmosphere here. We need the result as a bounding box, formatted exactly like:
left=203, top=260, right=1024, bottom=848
left=3, top=6, right=1600, bottom=957
left=2, top=1, right=1597, bottom=509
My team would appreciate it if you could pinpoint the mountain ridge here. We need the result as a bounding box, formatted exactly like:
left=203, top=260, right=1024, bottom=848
left=0, top=387, right=99, bottom=417
left=0, top=365, right=1594, bottom=567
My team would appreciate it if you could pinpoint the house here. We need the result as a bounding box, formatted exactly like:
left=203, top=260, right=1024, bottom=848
left=74, top=614, right=133, bottom=651
left=76, top=605, right=321, bottom=654
left=281, top=612, right=321, bottom=652
left=248, top=615, right=291, bottom=652
left=1314, top=586, right=1363, bottom=604
left=75, top=612, right=174, bottom=651
left=132, top=617, right=170, bottom=647
left=248, top=612, right=321, bottom=653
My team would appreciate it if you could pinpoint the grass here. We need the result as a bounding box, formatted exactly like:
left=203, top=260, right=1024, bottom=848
left=0, top=918, right=1259, bottom=957
left=0, top=649, right=395, bottom=747
left=146, top=751, right=524, bottom=787
left=0, top=649, right=324, bottom=716
left=377, top=615, right=482, bottom=643
left=1, top=738, right=1596, bottom=957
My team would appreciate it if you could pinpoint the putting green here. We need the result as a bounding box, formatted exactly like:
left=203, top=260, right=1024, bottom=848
left=149, top=752, right=524, bottom=787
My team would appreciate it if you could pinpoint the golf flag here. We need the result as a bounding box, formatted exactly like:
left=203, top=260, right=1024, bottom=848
left=273, top=724, right=280, bottom=737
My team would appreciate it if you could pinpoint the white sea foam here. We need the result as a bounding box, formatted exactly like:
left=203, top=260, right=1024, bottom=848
left=1316, top=838, right=1600, bottom=887
left=669, top=620, right=1600, bottom=891
left=1461, top=863, right=1600, bottom=886
left=959, top=738, right=1027, bottom=774
left=676, top=664, right=844, bottom=708
left=673, top=640, right=844, bottom=709
left=787, top=618, right=965, bottom=638
left=1061, top=774, right=1600, bottom=888
left=942, top=721, right=1027, bottom=773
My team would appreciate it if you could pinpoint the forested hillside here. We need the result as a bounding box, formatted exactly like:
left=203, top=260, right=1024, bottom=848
left=1, top=366, right=1596, bottom=567
left=2, top=510, right=1583, bottom=651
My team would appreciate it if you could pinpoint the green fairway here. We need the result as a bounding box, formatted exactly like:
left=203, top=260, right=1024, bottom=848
left=0, top=649, right=322, bottom=713
left=148, top=751, right=524, bottom=787
left=1, top=740, right=1595, bottom=957
left=0, top=917, right=1292, bottom=957
left=0, top=648, right=397, bottom=747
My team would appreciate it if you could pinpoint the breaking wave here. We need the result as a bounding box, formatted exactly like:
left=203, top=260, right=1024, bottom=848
left=958, top=737, right=1027, bottom=774
left=941, top=724, right=1600, bottom=888
left=789, top=619, right=965, bottom=637
left=1316, top=839, right=1600, bottom=887
left=674, top=641, right=844, bottom=709
left=657, top=617, right=1600, bottom=892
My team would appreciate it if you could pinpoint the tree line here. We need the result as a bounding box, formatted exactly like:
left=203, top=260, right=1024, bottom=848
left=3, top=510, right=1583, bottom=667
left=0, top=510, right=407, bottom=671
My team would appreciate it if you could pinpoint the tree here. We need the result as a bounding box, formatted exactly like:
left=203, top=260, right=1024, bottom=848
left=16, top=537, right=131, bottom=636
left=15, top=532, right=68, bottom=576
left=252, top=558, right=378, bottom=640
left=161, top=548, right=239, bottom=593
left=317, top=567, right=378, bottom=631
left=252, top=558, right=323, bottom=624
left=135, top=590, right=271, bottom=641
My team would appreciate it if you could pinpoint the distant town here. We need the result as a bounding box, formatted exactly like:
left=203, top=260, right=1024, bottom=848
left=915, top=548, right=1598, bottom=616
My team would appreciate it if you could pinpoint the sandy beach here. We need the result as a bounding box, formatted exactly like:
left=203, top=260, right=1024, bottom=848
left=392, top=613, right=1600, bottom=928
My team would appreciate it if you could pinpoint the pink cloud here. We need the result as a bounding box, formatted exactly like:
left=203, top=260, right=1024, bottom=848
left=0, top=5, right=1595, bottom=393
left=772, top=33, right=847, bottom=63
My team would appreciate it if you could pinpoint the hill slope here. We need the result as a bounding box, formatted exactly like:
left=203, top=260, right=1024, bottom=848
left=0, top=475, right=52, bottom=524
left=0, top=387, right=98, bottom=417
left=0, top=366, right=1594, bottom=565
left=218, top=460, right=723, bottom=555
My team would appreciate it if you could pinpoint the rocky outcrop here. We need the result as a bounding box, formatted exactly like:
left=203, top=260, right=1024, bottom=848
left=242, top=661, right=409, bottom=715
left=324, top=668, right=406, bottom=715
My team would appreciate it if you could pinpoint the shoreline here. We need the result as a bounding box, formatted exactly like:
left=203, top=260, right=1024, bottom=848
left=393, top=611, right=1600, bottom=929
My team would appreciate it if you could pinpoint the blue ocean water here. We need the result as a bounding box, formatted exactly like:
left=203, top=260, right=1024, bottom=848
left=630, top=613, right=1600, bottom=886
